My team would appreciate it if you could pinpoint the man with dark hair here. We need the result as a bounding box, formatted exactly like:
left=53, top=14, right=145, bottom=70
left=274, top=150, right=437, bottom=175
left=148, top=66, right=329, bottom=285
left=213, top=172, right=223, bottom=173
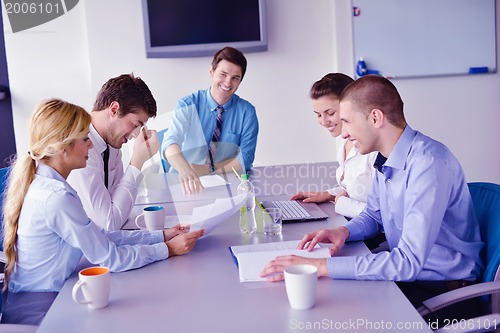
left=68, top=73, right=160, bottom=231
left=261, top=75, right=483, bottom=312
left=162, top=46, right=259, bottom=193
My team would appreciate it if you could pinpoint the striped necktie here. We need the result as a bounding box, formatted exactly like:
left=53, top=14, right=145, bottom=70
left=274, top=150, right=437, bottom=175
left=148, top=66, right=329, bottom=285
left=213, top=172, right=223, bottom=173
left=208, top=105, right=224, bottom=168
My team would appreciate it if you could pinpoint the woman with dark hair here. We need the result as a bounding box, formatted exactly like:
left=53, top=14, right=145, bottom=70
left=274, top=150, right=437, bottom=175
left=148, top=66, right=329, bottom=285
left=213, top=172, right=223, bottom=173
left=291, top=73, right=377, bottom=218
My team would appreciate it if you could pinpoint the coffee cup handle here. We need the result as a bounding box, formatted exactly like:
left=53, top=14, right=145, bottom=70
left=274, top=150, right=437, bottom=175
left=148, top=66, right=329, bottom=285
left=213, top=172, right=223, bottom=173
left=135, top=214, right=146, bottom=229
left=72, top=280, right=91, bottom=305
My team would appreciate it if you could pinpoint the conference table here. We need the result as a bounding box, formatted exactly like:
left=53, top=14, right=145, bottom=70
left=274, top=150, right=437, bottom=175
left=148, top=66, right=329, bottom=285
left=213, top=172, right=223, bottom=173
left=37, top=162, right=432, bottom=332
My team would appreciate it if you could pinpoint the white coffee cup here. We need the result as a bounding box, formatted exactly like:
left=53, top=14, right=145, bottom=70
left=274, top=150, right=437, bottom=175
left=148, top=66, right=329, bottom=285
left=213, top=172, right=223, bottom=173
left=72, top=266, right=110, bottom=309
left=284, top=264, right=318, bottom=310
left=135, top=205, right=165, bottom=231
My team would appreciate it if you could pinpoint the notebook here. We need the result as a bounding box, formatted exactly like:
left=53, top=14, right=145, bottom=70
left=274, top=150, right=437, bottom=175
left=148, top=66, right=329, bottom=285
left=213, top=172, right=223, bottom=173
left=260, top=200, right=329, bottom=223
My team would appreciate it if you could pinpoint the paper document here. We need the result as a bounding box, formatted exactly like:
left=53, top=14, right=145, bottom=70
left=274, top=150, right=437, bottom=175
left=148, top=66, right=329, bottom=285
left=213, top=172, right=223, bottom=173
left=188, top=193, right=248, bottom=235
left=229, top=240, right=331, bottom=282
left=199, top=174, right=230, bottom=188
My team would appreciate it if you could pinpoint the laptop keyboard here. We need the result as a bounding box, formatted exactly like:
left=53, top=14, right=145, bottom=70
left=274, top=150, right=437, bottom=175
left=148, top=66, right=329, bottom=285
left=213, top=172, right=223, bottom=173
left=268, top=201, right=312, bottom=219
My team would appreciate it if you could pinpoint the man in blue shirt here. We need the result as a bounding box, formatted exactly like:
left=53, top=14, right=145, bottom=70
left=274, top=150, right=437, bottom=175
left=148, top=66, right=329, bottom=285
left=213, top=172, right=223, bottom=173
left=260, top=75, right=483, bottom=304
left=162, top=47, right=259, bottom=194
left=162, top=47, right=259, bottom=193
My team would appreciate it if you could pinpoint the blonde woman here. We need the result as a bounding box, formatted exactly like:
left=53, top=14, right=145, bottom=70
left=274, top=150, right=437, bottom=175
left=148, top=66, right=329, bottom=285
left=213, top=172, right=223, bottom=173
left=291, top=73, right=377, bottom=218
left=1, top=99, right=204, bottom=325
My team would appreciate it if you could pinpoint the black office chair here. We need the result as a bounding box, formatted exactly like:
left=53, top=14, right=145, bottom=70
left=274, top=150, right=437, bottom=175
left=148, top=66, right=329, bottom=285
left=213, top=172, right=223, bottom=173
left=418, top=182, right=500, bottom=333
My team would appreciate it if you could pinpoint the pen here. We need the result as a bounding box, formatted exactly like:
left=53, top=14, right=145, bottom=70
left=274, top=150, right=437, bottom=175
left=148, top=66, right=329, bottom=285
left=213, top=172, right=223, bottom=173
left=232, top=167, right=242, bottom=181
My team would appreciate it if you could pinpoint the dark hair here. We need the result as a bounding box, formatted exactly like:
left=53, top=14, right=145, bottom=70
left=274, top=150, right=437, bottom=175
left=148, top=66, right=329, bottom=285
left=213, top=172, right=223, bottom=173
left=211, top=46, right=247, bottom=81
left=309, top=73, right=354, bottom=100
left=93, top=73, right=157, bottom=118
left=340, top=75, right=405, bottom=128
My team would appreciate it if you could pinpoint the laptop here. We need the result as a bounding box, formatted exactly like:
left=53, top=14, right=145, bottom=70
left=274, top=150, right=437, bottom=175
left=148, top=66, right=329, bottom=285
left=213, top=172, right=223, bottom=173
left=259, top=200, right=329, bottom=223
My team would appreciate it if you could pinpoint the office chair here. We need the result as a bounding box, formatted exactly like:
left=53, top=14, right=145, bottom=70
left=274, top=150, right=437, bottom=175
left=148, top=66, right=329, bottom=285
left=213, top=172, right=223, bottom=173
left=418, top=182, right=500, bottom=333
left=157, top=128, right=171, bottom=173
left=0, top=167, right=9, bottom=316
left=0, top=167, right=37, bottom=332
left=1, top=166, right=9, bottom=261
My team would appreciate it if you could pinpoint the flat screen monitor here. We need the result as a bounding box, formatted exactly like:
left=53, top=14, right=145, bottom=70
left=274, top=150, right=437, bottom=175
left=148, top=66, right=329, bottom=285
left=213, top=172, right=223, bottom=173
left=142, top=0, right=268, bottom=58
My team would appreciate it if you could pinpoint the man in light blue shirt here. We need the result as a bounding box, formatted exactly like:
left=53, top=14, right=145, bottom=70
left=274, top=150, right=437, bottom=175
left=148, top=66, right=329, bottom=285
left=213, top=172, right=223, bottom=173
left=163, top=47, right=259, bottom=193
left=261, top=75, right=483, bottom=299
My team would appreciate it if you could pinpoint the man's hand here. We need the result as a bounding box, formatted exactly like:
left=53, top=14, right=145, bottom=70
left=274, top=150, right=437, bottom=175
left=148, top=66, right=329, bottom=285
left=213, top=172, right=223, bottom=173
left=130, top=127, right=160, bottom=170
left=259, top=255, right=328, bottom=282
left=166, top=229, right=205, bottom=256
left=297, top=227, right=350, bottom=256
left=163, top=224, right=189, bottom=241
left=178, top=166, right=204, bottom=194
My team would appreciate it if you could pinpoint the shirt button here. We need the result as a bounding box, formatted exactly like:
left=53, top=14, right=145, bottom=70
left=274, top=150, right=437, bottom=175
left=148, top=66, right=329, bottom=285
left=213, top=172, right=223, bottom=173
left=387, top=178, right=391, bottom=183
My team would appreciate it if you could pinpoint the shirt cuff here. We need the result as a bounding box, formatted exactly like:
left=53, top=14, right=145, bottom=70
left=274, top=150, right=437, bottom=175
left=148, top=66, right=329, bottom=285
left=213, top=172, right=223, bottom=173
left=334, top=196, right=364, bottom=219
left=150, top=230, right=169, bottom=259
left=126, top=164, right=141, bottom=180
left=326, top=186, right=343, bottom=196
left=344, top=221, right=366, bottom=242
left=236, top=153, right=247, bottom=173
left=150, top=230, right=165, bottom=244
left=328, top=256, right=356, bottom=279
left=152, top=242, right=169, bottom=260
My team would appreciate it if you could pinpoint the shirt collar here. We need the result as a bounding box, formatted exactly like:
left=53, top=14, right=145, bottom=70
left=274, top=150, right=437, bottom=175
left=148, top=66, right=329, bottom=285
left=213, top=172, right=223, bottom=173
left=36, top=163, right=76, bottom=194
left=205, top=88, right=234, bottom=112
left=37, top=162, right=65, bottom=181
left=373, top=153, right=387, bottom=173
left=384, top=125, right=417, bottom=170
left=89, top=123, right=107, bottom=155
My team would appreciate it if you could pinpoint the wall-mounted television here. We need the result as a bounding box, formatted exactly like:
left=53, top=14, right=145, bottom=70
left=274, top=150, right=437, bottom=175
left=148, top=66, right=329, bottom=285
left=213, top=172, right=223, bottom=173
left=142, top=0, right=268, bottom=58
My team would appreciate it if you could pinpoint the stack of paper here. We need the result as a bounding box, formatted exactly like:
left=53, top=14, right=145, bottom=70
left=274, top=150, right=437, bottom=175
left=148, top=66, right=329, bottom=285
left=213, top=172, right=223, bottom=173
left=188, top=193, right=248, bottom=236
left=198, top=174, right=230, bottom=187
left=229, top=240, right=331, bottom=282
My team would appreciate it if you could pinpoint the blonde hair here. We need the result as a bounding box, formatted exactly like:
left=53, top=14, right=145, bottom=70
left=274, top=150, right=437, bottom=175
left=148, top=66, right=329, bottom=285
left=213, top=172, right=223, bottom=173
left=2, top=99, right=91, bottom=289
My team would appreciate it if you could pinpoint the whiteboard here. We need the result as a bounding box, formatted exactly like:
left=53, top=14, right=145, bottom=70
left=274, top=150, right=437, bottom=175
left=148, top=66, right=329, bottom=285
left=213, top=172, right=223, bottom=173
left=352, top=0, right=497, bottom=78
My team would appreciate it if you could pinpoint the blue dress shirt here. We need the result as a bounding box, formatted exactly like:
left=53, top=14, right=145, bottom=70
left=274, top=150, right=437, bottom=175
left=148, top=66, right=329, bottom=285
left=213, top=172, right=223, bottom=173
left=329, top=125, right=483, bottom=281
left=163, top=88, right=259, bottom=172
left=9, top=164, right=169, bottom=293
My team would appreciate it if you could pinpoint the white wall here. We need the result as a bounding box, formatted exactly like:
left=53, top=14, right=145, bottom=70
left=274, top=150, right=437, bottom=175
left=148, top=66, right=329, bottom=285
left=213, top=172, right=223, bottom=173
left=2, top=2, right=92, bottom=155
left=3, top=0, right=499, bottom=183
left=82, top=0, right=339, bottom=167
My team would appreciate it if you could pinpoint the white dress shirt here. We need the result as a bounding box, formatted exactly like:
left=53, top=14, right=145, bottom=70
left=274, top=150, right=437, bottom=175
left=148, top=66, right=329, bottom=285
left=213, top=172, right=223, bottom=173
left=326, top=137, right=377, bottom=218
left=9, top=163, right=168, bottom=293
left=67, top=124, right=141, bottom=230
